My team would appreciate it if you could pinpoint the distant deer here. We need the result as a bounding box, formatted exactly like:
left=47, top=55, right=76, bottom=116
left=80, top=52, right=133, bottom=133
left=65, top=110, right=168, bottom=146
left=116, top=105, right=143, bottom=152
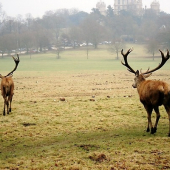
left=121, top=48, right=170, bottom=137
left=0, top=54, right=20, bottom=116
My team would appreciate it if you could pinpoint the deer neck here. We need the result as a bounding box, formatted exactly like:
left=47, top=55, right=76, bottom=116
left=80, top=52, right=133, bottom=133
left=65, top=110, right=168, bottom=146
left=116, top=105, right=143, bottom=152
left=136, top=77, right=146, bottom=92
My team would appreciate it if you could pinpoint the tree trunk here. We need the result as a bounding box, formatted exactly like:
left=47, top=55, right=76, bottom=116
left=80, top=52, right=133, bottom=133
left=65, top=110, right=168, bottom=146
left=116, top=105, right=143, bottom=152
left=116, top=51, right=119, bottom=60
left=57, top=51, right=60, bottom=59
left=86, top=46, right=89, bottom=59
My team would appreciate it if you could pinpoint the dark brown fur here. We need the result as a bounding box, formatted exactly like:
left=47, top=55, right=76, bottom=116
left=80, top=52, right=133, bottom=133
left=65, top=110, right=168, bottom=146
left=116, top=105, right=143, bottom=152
left=121, top=49, right=170, bottom=136
left=0, top=55, right=19, bottom=116
left=134, top=72, right=170, bottom=136
left=0, top=75, right=14, bottom=115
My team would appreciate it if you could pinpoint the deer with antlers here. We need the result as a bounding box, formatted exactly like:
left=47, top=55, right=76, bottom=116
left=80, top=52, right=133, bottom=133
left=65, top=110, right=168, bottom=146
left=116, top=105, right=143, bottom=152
left=0, top=54, right=20, bottom=116
left=121, top=48, right=170, bottom=137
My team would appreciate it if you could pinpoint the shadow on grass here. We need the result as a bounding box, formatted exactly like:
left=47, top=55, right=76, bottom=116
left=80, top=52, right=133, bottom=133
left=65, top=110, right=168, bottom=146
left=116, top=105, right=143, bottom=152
left=0, top=124, right=168, bottom=161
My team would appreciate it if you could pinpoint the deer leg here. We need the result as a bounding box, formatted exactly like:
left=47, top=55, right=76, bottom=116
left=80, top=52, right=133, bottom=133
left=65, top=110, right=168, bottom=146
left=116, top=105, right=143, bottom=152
left=9, top=94, right=13, bottom=113
left=164, top=105, right=170, bottom=137
left=144, top=105, right=153, bottom=133
left=153, top=107, right=160, bottom=134
left=146, top=117, right=150, bottom=132
left=3, top=95, right=7, bottom=116
left=168, top=114, right=170, bottom=137
left=3, top=99, right=6, bottom=116
left=6, top=98, right=9, bottom=115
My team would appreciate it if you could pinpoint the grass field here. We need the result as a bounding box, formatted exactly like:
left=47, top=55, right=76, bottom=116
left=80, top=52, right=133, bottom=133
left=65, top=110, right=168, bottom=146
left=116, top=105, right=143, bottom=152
left=0, top=45, right=170, bottom=169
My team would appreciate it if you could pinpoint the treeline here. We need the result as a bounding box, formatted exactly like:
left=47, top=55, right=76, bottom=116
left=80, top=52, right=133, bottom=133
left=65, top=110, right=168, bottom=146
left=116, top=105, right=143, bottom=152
left=0, top=5, right=170, bottom=57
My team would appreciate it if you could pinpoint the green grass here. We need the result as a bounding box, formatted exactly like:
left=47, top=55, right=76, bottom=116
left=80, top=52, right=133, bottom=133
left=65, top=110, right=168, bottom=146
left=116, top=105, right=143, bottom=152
left=0, top=95, right=170, bottom=169
left=0, top=44, right=170, bottom=169
left=0, top=44, right=170, bottom=73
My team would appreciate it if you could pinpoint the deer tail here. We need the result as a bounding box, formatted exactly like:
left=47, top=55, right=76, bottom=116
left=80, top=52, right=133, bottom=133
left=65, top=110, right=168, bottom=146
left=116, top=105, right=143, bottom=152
left=157, top=86, right=164, bottom=106
left=3, top=85, right=10, bottom=96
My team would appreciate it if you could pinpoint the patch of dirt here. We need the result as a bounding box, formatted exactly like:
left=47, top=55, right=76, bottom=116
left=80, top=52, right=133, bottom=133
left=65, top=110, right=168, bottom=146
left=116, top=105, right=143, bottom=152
left=89, top=153, right=108, bottom=163
left=75, top=144, right=100, bottom=151
left=22, top=123, right=36, bottom=127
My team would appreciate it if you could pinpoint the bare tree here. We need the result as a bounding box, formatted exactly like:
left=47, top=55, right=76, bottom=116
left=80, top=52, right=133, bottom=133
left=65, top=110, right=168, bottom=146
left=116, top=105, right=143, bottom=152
left=110, top=41, right=125, bottom=60
left=55, top=38, right=64, bottom=59
left=0, top=3, right=7, bottom=29
left=0, top=34, right=17, bottom=55
left=69, top=26, right=82, bottom=48
left=146, top=39, right=159, bottom=60
left=20, top=31, right=35, bottom=58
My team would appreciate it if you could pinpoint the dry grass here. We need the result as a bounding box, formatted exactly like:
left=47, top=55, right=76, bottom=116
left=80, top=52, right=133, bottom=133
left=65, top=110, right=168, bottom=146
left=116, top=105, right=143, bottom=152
left=0, top=70, right=170, bottom=169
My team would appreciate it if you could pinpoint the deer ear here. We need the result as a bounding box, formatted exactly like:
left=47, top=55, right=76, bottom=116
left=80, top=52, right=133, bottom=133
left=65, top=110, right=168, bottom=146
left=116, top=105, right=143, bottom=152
left=135, top=70, right=139, bottom=77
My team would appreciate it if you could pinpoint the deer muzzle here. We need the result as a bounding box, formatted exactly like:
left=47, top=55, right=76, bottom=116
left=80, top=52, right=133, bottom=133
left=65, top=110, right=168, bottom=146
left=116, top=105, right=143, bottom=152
left=132, top=83, right=137, bottom=88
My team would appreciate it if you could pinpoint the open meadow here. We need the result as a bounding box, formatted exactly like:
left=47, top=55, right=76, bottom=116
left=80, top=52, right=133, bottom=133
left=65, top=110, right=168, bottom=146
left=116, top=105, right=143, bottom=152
left=0, top=45, right=170, bottom=169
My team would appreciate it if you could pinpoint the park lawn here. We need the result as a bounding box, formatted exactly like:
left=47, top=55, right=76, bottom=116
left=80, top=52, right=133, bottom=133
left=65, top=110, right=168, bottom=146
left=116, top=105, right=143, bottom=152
left=0, top=45, right=170, bottom=169
left=0, top=43, right=169, bottom=73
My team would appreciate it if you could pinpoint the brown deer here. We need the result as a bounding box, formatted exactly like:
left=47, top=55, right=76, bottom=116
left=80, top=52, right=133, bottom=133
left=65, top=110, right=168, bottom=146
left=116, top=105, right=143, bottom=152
left=121, top=48, right=170, bottom=137
left=0, top=54, right=20, bottom=116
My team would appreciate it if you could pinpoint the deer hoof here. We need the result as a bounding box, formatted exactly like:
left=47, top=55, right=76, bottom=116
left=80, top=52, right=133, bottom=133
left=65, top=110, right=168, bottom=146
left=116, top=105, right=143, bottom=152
left=151, top=127, right=155, bottom=134
left=153, top=127, right=157, bottom=133
left=9, top=108, right=11, bottom=112
left=146, top=127, right=150, bottom=132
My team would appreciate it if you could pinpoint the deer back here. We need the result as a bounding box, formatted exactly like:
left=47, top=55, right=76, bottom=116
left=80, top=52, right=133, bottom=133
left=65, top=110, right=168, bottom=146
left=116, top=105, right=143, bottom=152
left=137, top=79, right=170, bottom=106
left=1, top=76, right=14, bottom=97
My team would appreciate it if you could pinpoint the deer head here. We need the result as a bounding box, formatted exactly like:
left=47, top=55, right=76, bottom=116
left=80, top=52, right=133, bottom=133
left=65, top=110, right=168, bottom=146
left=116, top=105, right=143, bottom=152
left=121, top=48, right=170, bottom=88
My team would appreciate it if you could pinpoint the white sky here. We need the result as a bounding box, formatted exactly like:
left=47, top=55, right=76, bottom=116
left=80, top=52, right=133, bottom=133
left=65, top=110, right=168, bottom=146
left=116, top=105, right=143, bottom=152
left=0, top=0, right=169, bottom=18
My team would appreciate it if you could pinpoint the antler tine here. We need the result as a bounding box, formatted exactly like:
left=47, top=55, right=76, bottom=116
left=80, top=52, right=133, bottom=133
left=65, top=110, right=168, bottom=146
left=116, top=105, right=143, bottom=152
left=143, top=50, right=170, bottom=75
left=121, top=48, right=136, bottom=74
left=166, top=49, right=169, bottom=58
left=121, top=48, right=133, bottom=56
left=5, top=54, right=20, bottom=77
left=12, top=54, right=20, bottom=62
left=140, top=67, right=150, bottom=74
left=159, top=49, right=164, bottom=57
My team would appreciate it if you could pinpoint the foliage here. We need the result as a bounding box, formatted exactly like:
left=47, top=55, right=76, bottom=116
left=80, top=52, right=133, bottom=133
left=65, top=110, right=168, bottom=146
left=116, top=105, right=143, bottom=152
left=109, top=41, right=125, bottom=60
left=146, top=38, right=160, bottom=60
left=0, top=6, right=170, bottom=54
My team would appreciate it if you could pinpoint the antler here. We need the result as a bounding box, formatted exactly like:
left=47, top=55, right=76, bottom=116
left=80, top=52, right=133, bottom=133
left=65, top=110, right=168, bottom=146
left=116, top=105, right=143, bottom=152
left=5, top=54, right=20, bottom=77
left=121, top=48, right=136, bottom=74
left=141, top=50, right=170, bottom=75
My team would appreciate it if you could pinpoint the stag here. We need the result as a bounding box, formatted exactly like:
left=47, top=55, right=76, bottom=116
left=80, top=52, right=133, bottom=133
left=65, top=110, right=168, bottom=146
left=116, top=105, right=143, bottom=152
left=121, top=48, right=170, bottom=137
left=0, top=54, right=20, bottom=116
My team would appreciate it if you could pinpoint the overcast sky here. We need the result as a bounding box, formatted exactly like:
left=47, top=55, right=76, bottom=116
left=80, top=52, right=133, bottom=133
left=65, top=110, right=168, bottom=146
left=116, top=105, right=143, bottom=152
left=0, top=0, right=169, bottom=18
